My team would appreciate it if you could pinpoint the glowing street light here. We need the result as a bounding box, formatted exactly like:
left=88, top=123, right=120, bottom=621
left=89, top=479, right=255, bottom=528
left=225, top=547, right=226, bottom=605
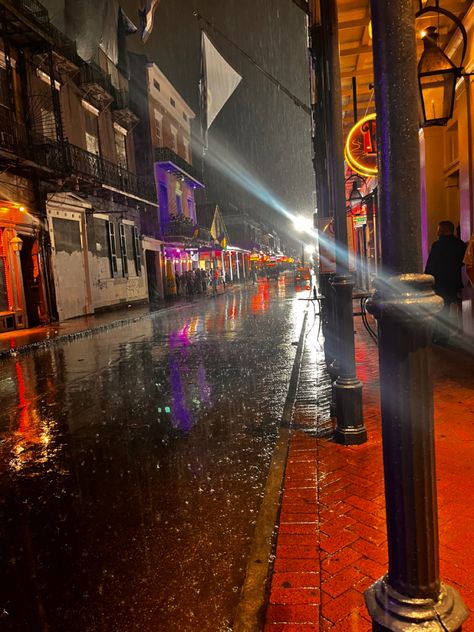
left=293, top=215, right=313, bottom=233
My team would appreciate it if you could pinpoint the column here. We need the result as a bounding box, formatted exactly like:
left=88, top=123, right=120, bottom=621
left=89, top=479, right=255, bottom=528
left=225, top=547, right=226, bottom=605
left=365, top=1, right=468, bottom=630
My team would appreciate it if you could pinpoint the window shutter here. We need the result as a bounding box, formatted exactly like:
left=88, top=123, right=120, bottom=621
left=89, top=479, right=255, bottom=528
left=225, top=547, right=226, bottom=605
left=119, top=223, right=128, bottom=277
left=107, top=221, right=118, bottom=276
left=133, top=226, right=142, bottom=276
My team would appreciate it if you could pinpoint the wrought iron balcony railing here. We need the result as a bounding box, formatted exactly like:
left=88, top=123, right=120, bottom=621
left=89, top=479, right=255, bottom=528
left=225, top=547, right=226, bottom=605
left=155, top=146, right=205, bottom=190
left=33, top=140, right=156, bottom=202
left=15, top=0, right=50, bottom=29
left=112, top=89, right=140, bottom=129
left=79, top=62, right=114, bottom=104
left=163, top=218, right=212, bottom=244
left=0, top=108, right=28, bottom=157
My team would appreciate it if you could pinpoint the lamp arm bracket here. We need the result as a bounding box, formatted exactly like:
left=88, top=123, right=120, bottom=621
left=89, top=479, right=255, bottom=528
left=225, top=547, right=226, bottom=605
left=415, top=6, right=468, bottom=68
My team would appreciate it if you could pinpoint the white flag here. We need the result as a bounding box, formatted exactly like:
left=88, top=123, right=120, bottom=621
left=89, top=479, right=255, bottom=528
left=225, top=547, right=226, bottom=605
left=202, top=32, right=242, bottom=129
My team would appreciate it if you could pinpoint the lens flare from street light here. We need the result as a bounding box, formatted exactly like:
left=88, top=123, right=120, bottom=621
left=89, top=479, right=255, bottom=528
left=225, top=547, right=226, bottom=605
left=293, top=215, right=312, bottom=232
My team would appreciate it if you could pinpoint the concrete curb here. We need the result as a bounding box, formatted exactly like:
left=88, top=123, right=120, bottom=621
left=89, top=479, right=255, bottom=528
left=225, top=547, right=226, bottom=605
left=232, top=309, right=309, bottom=632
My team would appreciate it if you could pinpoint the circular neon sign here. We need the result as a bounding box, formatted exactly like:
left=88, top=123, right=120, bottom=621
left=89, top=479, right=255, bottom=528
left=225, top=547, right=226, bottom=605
left=344, top=113, right=378, bottom=177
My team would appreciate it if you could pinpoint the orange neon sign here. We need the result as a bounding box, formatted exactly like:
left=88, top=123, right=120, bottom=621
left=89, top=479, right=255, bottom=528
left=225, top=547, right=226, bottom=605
left=344, top=113, right=378, bottom=177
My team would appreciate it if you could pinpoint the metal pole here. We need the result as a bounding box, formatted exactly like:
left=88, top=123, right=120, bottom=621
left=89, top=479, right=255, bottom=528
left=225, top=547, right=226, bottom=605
left=301, top=242, right=305, bottom=267
left=321, top=0, right=366, bottom=445
left=309, top=11, right=338, bottom=371
left=365, top=1, right=468, bottom=629
left=352, top=76, right=358, bottom=124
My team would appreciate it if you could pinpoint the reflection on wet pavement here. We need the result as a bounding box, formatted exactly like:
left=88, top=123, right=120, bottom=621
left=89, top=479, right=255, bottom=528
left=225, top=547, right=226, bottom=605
left=0, top=280, right=308, bottom=631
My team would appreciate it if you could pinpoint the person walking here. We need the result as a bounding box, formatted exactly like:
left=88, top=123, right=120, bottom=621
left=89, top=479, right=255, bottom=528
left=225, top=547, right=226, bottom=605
left=464, top=233, right=474, bottom=287
left=425, top=220, right=466, bottom=343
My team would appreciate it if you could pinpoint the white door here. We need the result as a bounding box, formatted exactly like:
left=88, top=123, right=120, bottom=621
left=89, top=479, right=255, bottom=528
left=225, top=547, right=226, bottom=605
left=48, top=210, right=90, bottom=320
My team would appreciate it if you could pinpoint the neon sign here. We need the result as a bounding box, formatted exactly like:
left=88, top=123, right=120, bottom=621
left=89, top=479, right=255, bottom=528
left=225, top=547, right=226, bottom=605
left=345, top=113, right=378, bottom=177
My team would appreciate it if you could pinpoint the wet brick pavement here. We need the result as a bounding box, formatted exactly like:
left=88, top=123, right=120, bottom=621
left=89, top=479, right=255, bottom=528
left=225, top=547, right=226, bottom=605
left=265, top=317, right=474, bottom=631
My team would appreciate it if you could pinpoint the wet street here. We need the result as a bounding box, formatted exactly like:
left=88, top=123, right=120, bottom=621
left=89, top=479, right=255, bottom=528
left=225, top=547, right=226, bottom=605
left=0, top=279, right=307, bottom=632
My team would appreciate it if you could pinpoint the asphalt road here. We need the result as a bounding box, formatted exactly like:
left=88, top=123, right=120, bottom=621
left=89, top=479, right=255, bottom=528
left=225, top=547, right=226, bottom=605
left=0, top=278, right=308, bottom=632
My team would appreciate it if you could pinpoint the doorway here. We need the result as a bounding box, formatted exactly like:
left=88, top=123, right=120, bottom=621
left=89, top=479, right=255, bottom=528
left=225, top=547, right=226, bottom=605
left=19, top=235, right=46, bottom=327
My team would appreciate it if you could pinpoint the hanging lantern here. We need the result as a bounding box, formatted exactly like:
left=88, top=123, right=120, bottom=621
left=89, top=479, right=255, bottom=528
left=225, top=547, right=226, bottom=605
left=348, top=180, right=363, bottom=209
left=418, top=26, right=460, bottom=126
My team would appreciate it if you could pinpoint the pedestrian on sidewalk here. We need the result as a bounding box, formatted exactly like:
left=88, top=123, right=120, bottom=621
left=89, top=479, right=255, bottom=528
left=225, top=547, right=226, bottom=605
left=425, top=220, right=466, bottom=343
left=464, top=233, right=474, bottom=287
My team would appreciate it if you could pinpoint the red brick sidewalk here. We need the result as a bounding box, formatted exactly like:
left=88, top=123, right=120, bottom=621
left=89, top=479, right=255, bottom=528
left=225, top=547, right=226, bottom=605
left=265, top=323, right=474, bottom=631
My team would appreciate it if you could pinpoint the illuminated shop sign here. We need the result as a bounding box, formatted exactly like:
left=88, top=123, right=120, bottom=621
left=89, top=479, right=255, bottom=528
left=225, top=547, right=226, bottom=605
left=345, top=114, right=378, bottom=177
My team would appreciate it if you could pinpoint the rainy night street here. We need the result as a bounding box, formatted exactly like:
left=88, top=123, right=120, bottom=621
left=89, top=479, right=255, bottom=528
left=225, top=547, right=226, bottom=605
left=0, top=279, right=308, bottom=632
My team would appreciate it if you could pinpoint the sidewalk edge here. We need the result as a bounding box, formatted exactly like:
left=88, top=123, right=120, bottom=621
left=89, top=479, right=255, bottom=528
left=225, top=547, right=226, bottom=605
left=232, top=310, right=308, bottom=632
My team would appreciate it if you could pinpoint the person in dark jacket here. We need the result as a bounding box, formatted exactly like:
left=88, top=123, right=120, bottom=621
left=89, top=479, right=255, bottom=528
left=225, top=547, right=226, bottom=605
left=425, top=220, right=466, bottom=341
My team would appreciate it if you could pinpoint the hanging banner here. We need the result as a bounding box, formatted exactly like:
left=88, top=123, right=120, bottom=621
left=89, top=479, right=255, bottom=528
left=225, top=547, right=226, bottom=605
left=344, top=113, right=378, bottom=177
left=202, top=32, right=242, bottom=130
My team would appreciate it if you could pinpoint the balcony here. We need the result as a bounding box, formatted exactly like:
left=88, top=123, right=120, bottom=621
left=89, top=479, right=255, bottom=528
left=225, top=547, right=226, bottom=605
left=155, top=147, right=205, bottom=190
left=112, top=89, right=140, bottom=130
left=14, top=0, right=49, bottom=29
left=33, top=140, right=156, bottom=203
left=79, top=62, right=113, bottom=108
left=0, top=108, right=28, bottom=158
left=163, top=216, right=212, bottom=244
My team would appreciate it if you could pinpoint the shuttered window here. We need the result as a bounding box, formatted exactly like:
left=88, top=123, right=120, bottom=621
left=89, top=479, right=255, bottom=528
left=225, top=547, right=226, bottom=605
left=133, top=226, right=142, bottom=276
left=119, top=223, right=128, bottom=277
left=106, top=221, right=118, bottom=277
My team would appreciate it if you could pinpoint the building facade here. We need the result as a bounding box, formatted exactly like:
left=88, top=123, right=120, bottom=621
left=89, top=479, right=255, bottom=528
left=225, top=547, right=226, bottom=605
left=0, top=0, right=157, bottom=331
left=130, top=54, right=207, bottom=297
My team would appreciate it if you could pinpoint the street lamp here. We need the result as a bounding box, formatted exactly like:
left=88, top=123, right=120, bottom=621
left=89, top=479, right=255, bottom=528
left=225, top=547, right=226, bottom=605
left=293, top=215, right=312, bottom=233
left=416, top=4, right=468, bottom=127
left=418, top=26, right=458, bottom=126
left=347, top=179, right=363, bottom=209
left=10, top=235, right=23, bottom=252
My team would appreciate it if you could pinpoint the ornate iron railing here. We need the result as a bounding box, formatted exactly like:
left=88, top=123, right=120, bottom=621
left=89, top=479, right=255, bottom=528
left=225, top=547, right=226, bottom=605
left=163, top=218, right=212, bottom=243
left=155, top=146, right=204, bottom=188
left=0, top=107, right=28, bottom=157
left=79, top=62, right=113, bottom=98
left=33, top=141, right=156, bottom=202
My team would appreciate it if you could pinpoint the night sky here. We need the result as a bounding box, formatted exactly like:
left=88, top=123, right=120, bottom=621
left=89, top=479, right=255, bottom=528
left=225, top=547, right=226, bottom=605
left=121, top=0, right=314, bottom=244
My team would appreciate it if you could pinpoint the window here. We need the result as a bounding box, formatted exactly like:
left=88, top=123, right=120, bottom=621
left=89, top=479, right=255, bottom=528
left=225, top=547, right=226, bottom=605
left=119, top=223, right=128, bottom=277
left=159, top=182, right=169, bottom=220
left=0, top=58, right=10, bottom=109
left=154, top=109, right=163, bottom=146
left=114, top=128, right=128, bottom=169
left=170, top=126, right=178, bottom=153
left=153, top=79, right=160, bottom=91
left=187, top=197, right=194, bottom=220
left=132, top=226, right=142, bottom=276
left=182, top=112, right=188, bottom=122
left=84, top=109, right=100, bottom=155
left=106, top=221, right=118, bottom=276
left=183, top=139, right=190, bottom=163
left=170, top=97, right=176, bottom=108
left=40, top=107, right=57, bottom=141
left=176, top=193, right=183, bottom=215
